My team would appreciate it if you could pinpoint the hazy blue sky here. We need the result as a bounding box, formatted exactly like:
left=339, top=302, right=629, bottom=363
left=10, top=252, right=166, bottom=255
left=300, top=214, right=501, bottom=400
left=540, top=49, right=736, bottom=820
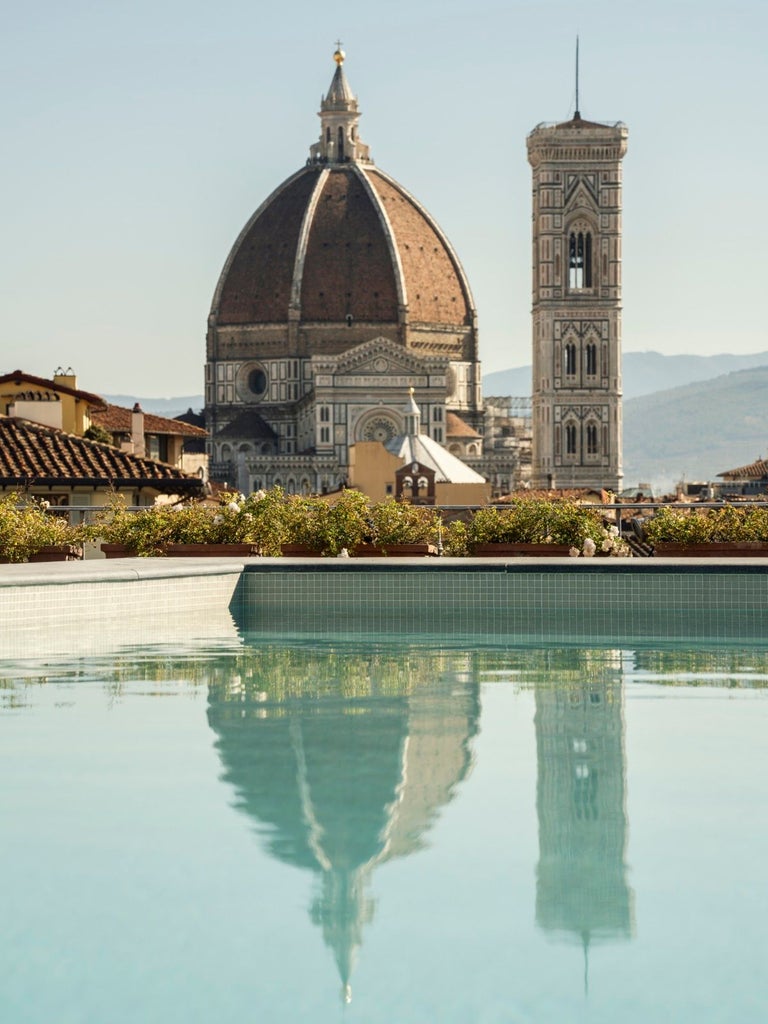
left=2, top=0, right=766, bottom=395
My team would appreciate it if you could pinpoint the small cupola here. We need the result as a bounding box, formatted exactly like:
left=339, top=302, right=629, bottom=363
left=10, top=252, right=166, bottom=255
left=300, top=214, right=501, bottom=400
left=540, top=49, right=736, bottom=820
left=309, top=47, right=371, bottom=165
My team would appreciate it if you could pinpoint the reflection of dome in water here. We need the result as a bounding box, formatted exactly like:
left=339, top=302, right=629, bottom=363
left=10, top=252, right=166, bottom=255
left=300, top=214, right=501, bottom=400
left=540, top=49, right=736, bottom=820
left=206, top=646, right=479, bottom=998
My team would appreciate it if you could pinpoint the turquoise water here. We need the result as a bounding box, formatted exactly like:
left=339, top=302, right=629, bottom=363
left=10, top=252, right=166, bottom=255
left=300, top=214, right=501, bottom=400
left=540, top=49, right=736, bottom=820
left=1, top=639, right=767, bottom=1023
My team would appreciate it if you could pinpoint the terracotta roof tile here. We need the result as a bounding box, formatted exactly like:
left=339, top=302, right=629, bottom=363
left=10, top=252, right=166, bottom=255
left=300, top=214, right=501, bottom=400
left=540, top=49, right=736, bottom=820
left=446, top=412, right=481, bottom=438
left=217, top=171, right=319, bottom=325
left=498, top=487, right=609, bottom=502
left=91, top=404, right=207, bottom=437
left=367, top=169, right=472, bottom=326
left=718, top=458, right=768, bottom=481
left=300, top=168, right=400, bottom=322
left=0, top=416, right=204, bottom=493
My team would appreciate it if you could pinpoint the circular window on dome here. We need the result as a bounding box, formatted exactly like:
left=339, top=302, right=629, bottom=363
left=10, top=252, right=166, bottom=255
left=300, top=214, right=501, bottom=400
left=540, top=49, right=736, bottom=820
left=248, top=369, right=267, bottom=396
left=236, top=362, right=269, bottom=403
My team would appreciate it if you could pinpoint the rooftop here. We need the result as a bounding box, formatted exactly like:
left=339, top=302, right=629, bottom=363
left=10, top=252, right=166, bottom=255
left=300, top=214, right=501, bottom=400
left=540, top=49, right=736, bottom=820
left=0, top=415, right=204, bottom=493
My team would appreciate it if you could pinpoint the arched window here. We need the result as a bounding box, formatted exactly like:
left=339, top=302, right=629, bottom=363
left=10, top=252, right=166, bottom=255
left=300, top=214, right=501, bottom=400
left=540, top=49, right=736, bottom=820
left=569, top=230, right=592, bottom=289
left=565, top=423, right=577, bottom=455
left=586, top=423, right=599, bottom=455
left=337, top=126, right=344, bottom=161
left=585, top=343, right=597, bottom=377
left=564, top=342, right=577, bottom=377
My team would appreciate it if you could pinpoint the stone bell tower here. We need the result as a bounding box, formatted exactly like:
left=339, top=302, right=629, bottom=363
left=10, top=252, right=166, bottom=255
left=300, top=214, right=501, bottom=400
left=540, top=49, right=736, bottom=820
left=527, top=93, right=628, bottom=492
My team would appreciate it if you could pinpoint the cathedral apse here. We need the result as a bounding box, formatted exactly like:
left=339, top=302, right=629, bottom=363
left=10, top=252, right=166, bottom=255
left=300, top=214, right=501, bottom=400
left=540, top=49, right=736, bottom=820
left=205, top=643, right=480, bottom=1002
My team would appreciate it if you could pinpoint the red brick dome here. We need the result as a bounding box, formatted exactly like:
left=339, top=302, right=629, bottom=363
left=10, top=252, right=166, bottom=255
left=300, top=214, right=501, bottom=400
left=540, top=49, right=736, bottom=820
left=210, top=162, right=476, bottom=354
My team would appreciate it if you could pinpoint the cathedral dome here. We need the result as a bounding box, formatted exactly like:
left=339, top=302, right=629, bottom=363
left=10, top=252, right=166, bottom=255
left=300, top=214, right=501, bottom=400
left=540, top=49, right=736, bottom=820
left=205, top=51, right=485, bottom=496
left=208, top=52, right=477, bottom=359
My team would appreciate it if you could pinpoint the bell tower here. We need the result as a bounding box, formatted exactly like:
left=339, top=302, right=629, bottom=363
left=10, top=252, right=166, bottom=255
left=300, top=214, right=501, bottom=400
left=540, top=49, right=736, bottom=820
left=527, top=89, right=628, bottom=492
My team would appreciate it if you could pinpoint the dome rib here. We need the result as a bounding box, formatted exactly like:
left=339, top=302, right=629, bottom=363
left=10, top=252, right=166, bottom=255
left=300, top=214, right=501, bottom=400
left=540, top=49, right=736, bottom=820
left=210, top=165, right=479, bottom=342
left=290, top=168, right=331, bottom=312
left=298, top=168, right=400, bottom=324
left=212, top=168, right=318, bottom=326
left=354, top=164, right=408, bottom=313
left=366, top=168, right=477, bottom=326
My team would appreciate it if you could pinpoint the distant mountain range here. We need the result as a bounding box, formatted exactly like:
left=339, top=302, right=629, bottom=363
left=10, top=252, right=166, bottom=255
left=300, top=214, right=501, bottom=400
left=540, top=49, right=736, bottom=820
left=482, top=350, right=768, bottom=401
left=104, top=350, right=768, bottom=494
left=102, top=394, right=203, bottom=417
left=623, top=367, right=768, bottom=492
left=482, top=350, right=768, bottom=492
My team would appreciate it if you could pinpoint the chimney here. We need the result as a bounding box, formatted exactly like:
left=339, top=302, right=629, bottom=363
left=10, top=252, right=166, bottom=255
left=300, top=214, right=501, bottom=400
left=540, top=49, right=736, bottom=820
left=53, top=366, right=77, bottom=390
left=131, top=403, right=145, bottom=457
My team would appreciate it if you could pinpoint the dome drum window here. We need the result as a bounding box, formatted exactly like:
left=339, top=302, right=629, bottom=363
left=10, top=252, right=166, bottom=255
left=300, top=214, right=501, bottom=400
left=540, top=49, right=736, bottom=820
left=236, top=362, right=269, bottom=403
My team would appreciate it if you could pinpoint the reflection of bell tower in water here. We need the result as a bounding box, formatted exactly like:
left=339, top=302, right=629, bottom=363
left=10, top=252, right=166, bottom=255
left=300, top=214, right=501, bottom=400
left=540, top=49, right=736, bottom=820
left=206, top=648, right=479, bottom=1002
left=534, top=654, right=634, bottom=983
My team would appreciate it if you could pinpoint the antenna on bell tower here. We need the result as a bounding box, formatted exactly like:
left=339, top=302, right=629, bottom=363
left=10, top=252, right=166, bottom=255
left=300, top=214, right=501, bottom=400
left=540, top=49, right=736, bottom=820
left=575, top=35, right=580, bottom=119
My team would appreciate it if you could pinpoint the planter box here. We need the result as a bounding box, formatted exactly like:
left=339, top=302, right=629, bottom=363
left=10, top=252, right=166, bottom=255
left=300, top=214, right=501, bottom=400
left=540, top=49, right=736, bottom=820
left=29, top=544, right=83, bottom=562
left=353, top=543, right=438, bottom=557
left=100, top=543, right=139, bottom=558
left=280, top=544, right=324, bottom=557
left=472, top=543, right=574, bottom=557
left=654, top=542, right=768, bottom=558
left=165, top=543, right=261, bottom=557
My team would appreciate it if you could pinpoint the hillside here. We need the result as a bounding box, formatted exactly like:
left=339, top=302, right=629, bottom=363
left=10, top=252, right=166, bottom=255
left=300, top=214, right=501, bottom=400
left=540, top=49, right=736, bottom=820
left=100, top=357, right=768, bottom=495
left=102, top=394, right=203, bottom=417
left=483, top=350, right=768, bottom=401
left=623, top=367, right=768, bottom=490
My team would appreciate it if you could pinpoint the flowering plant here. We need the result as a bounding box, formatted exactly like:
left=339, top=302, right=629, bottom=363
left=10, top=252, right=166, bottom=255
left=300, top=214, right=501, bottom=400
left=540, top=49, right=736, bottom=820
left=366, top=498, right=441, bottom=551
left=94, top=489, right=291, bottom=556
left=0, top=493, right=83, bottom=562
left=467, top=500, right=631, bottom=556
left=282, top=489, right=370, bottom=556
left=644, top=505, right=768, bottom=546
left=92, top=496, right=175, bottom=555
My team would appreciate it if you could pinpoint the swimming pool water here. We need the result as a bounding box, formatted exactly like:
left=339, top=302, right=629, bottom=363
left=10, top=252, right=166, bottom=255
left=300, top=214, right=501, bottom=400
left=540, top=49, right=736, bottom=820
left=1, top=639, right=766, bottom=1023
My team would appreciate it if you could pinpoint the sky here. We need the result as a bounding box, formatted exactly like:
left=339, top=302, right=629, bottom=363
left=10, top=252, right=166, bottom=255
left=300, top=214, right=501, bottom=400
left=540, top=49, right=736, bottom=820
left=1, top=0, right=767, bottom=396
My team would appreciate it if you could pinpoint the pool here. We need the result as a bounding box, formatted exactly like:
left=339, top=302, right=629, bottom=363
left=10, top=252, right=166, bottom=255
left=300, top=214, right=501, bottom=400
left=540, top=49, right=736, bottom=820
left=2, top=635, right=766, bottom=1023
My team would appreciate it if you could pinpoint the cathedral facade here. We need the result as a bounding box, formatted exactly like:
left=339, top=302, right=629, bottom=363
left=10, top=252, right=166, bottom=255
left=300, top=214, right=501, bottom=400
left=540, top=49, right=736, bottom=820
left=205, top=50, right=485, bottom=494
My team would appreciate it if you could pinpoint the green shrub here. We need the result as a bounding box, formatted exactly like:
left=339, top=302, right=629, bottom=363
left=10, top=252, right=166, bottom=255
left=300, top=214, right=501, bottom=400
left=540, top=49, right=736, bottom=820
left=92, top=496, right=174, bottom=555
left=367, top=499, right=441, bottom=551
left=645, top=505, right=768, bottom=545
left=282, top=489, right=370, bottom=556
left=468, top=500, right=605, bottom=549
left=442, top=519, right=469, bottom=557
left=0, top=493, right=83, bottom=562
